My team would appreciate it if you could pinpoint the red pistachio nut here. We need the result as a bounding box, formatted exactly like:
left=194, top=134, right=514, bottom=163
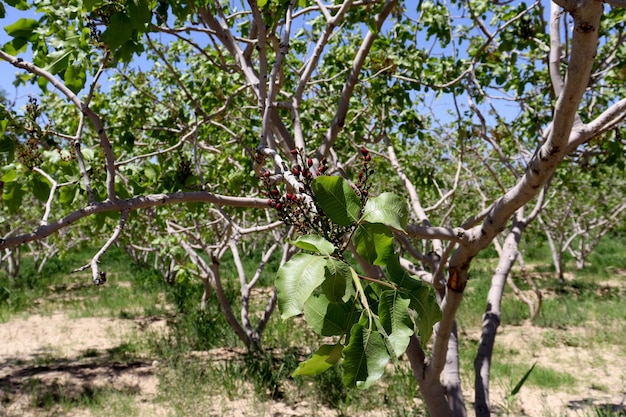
left=360, top=147, right=369, bottom=156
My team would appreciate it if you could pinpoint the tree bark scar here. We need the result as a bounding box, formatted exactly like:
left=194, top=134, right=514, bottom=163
left=576, top=22, right=596, bottom=34
left=447, top=269, right=466, bottom=293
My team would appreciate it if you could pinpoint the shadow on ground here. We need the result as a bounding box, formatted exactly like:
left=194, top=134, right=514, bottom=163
left=0, top=347, right=156, bottom=413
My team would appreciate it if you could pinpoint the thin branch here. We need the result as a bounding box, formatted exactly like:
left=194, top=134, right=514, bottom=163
left=32, top=168, right=58, bottom=226
left=317, top=0, right=398, bottom=159
left=73, top=209, right=129, bottom=285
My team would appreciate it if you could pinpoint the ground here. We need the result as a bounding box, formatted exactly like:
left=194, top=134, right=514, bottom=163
left=0, top=273, right=625, bottom=416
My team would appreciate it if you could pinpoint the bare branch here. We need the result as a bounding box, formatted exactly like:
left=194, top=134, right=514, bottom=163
left=549, top=2, right=565, bottom=97
left=317, top=0, right=398, bottom=158
left=72, top=209, right=129, bottom=285
left=32, top=168, right=57, bottom=226
left=0, top=192, right=268, bottom=250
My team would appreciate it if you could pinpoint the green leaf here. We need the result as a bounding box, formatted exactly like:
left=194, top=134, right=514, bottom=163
left=6, top=0, right=30, bottom=10
left=290, top=234, right=335, bottom=255
left=0, top=3, right=5, bottom=19
left=400, top=285, right=441, bottom=346
left=322, top=258, right=355, bottom=303
left=64, top=63, right=86, bottom=94
left=2, top=37, right=28, bottom=54
left=304, top=294, right=358, bottom=336
left=1, top=169, right=17, bottom=183
left=292, top=343, right=343, bottom=377
left=378, top=290, right=414, bottom=357
left=312, top=176, right=361, bottom=226
left=365, top=18, right=377, bottom=34
left=31, top=174, right=51, bottom=202
left=510, top=361, right=537, bottom=397
left=353, top=223, right=394, bottom=266
left=143, top=165, right=158, bottom=181
left=361, top=192, right=408, bottom=232
left=4, top=18, right=39, bottom=39
left=45, top=49, right=73, bottom=75
left=59, top=184, right=78, bottom=205
left=342, top=322, right=390, bottom=389
left=101, top=12, right=133, bottom=50
left=276, top=253, right=327, bottom=319
left=385, top=254, right=423, bottom=290
left=128, top=0, right=152, bottom=32
left=257, top=0, right=269, bottom=7
left=0, top=120, right=9, bottom=136
left=2, top=181, right=24, bottom=214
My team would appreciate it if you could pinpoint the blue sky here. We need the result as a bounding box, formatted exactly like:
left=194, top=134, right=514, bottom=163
left=0, top=1, right=528, bottom=127
left=0, top=6, right=39, bottom=110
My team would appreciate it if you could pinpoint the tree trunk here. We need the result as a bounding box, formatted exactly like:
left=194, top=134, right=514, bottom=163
left=443, top=323, right=467, bottom=417
left=474, top=219, right=523, bottom=416
left=405, top=336, right=455, bottom=417
left=200, top=277, right=211, bottom=311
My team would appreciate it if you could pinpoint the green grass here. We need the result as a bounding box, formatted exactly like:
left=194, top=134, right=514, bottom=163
left=13, top=377, right=139, bottom=416
left=491, top=362, right=577, bottom=391
left=1, top=236, right=625, bottom=416
left=0, top=245, right=171, bottom=321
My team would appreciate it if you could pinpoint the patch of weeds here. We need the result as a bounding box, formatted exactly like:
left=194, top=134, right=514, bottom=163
left=590, top=382, right=609, bottom=392
left=593, top=320, right=626, bottom=348
left=533, top=297, right=589, bottom=328
left=501, top=298, right=530, bottom=326
left=379, top=364, right=423, bottom=416
left=164, top=304, right=240, bottom=354
left=590, top=405, right=626, bottom=417
left=79, top=348, right=101, bottom=359
left=262, top=314, right=318, bottom=350
left=156, top=356, right=245, bottom=415
left=24, top=378, right=123, bottom=412
left=106, top=341, right=141, bottom=361
left=244, top=349, right=301, bottom=400
left=118, top=309, right=135, bottom=319
left=310, top=363, right=348, bottom=409
left=491, top=362, right=576, bottom=391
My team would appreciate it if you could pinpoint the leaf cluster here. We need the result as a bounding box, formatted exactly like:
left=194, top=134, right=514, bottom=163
left=275, top=174, right=441, bottom=389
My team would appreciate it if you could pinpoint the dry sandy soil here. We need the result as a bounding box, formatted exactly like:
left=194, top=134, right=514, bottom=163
left=0, top=310, right=624, bottom=416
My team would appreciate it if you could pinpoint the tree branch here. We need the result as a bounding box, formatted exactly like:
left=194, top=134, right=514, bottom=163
left=0, top=192, right=268, bottom=250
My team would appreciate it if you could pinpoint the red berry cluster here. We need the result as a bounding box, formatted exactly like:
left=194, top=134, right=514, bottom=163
left=288, top=148, right=329, bottom=184
left=262, top=148, right=326, bottom=231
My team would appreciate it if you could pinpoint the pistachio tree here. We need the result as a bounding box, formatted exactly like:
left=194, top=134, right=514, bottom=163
left=1, top=0, right=626, bottom=416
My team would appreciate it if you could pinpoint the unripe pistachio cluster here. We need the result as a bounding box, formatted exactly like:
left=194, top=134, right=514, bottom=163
left=354, top=147, right=373, bottom=199
left=261, top=147, right=374, bottom=245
